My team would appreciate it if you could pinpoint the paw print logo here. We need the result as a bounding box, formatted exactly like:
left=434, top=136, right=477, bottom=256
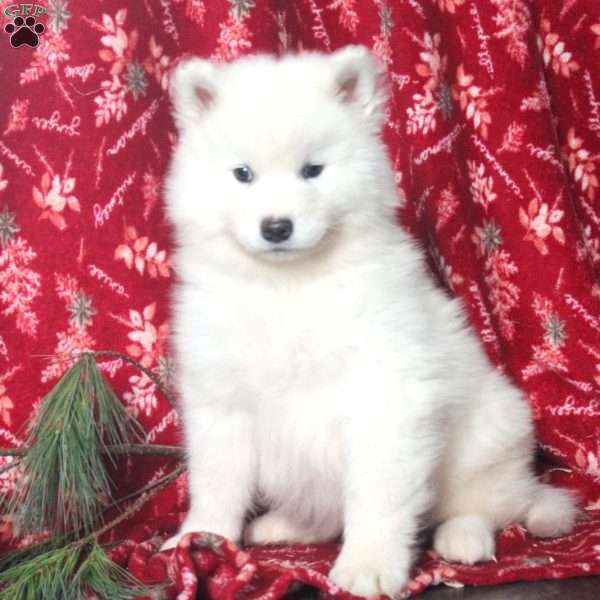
left=5, top=15, right=45, bottom=48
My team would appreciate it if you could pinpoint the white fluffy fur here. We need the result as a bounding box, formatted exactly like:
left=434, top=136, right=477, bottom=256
left=162, top=46, right=577, bottom=598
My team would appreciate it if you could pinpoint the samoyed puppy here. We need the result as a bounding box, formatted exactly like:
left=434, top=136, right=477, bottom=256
left=162, top=46, right=576, bottom=598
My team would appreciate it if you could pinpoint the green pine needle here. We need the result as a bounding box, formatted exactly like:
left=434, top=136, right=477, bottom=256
left=0, top=540, right=155, bottom=600
left=0, top=536, right=64, bottom=573
left=8, top=353, right=145, bottom=537
left=75, top=542, right=156, bottom=599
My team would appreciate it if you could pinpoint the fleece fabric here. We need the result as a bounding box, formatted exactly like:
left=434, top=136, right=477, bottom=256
left=0, top=1, right=599, bottom=597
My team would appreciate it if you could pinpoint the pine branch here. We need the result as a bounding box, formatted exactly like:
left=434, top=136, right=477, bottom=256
left=0, top=456, right=21, bottom=474
left=94, top=462, right=186, bottom=539
left=93, top=350, right=177, bottom=408
left=0, top=537, right=64, bottom=573
left=32, top=350, right=177, bottom=408
left=111, top=443, right=183, bottom=457
left=0, top=540, right=157, bottom=600
left=0, top=350, right=184, bottom=597
left=0, top=463, right=184, bottom=598
left=7, top=355, right=147, bottom=537
left=0, top=448, right=27, bottom=456
left=0, top=444, right=184, bottom=458
left=118, top=462, right=185, bottom=507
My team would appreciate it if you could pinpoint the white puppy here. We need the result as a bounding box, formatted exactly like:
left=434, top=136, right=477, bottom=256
left=163, top=46, right=576, bottom=598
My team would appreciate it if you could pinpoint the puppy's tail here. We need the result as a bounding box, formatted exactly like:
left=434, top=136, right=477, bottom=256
left=525, top=484, right=578, bottom=538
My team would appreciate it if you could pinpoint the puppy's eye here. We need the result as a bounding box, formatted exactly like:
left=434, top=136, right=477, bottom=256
left=300, top=163, right=324, bottom=179
left=232, top=165, right=254, bottom=183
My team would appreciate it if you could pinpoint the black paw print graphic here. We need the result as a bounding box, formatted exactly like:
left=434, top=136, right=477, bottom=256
left=5, top=16, right=45, bottom=48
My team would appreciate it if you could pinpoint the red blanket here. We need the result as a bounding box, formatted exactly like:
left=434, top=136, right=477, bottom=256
left=1, top=1, right=599, bottom=597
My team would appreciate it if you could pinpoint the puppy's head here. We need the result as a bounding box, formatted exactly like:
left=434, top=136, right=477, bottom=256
left=167, top=46, right=394, bottom=262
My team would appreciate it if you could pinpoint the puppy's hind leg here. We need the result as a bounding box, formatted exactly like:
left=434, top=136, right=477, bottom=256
left=432, top=462, right=517, bottom=565
left=434, top=373, right=578, bottom=564
left=433, top=465, right=578, bottom=564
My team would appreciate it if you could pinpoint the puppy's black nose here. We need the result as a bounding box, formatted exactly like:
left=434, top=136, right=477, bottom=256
left=261, top=217, right=293, bottom=243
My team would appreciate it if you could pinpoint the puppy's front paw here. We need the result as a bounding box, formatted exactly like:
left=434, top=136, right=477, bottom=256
left=329, top=546, right=410, bottom=599
left=433, top=514, right=495, bottom=565
left=159, top=516, right=241, bottom=552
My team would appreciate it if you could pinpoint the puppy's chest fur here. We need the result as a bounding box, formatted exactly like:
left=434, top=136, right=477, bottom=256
left=179, top=267, right=381, bottom=406
left=177, top=268, right=370, bottom=509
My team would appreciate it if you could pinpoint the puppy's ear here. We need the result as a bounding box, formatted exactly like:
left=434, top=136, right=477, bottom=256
left=330, top=45, right=387, bottom=127
left=170, top=57, right=217, bottom=129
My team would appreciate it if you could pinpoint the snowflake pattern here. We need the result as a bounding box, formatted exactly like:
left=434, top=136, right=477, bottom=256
left=37, top=275, right=97, bottom=380
left=123, top=61, right=148, bottom=100
left=437, top=82, right=454, bottom=119
left=473, top=219, right=502, bottom=256
left=154, top=355, right=174, bottom=390
left=230, top=0, right=255, bottom=20
left=68, top=290, right=96, bottom=331
left=378, top=4, right=394, bottom=36
left=544, top=313, right=567, bottom=347
left=48, top=0, right=71, bottom=33
left=0, top=206, right=19, bottom=246
left=523, top=295, right=569, bottom=380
